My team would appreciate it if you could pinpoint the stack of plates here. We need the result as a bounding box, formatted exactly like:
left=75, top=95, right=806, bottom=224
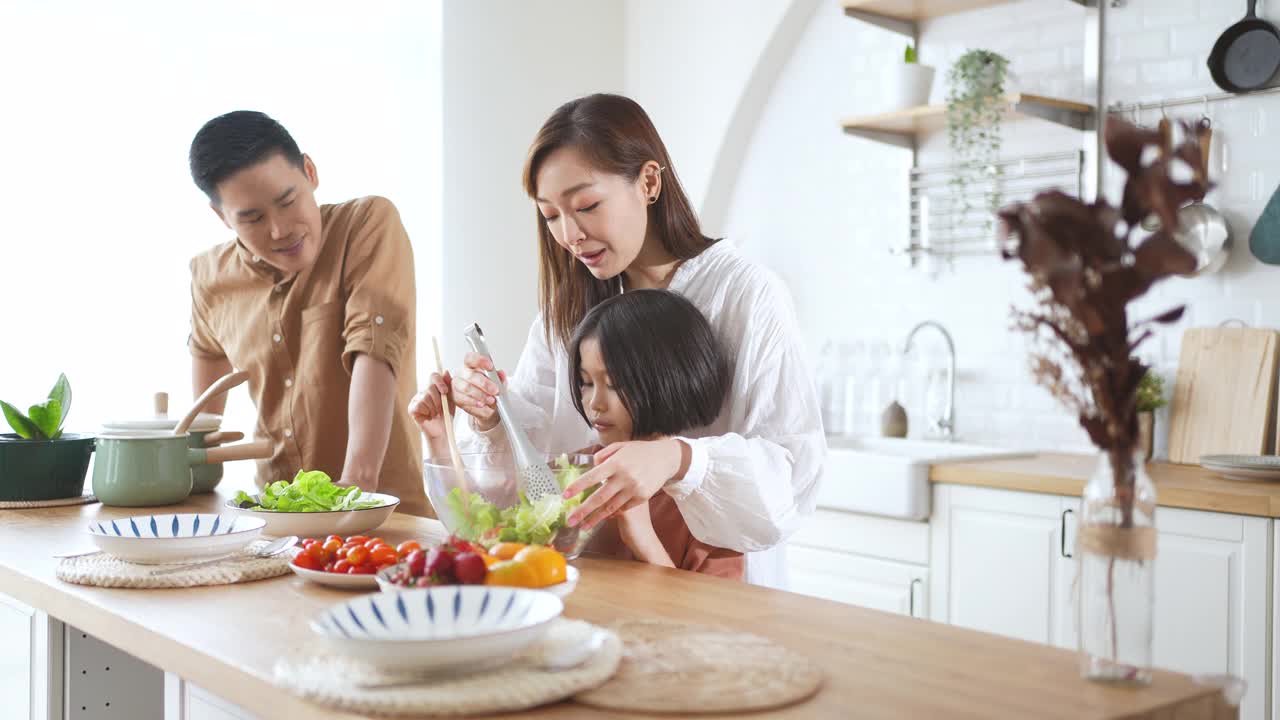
left=1201, top=455, right=1280, bottom=481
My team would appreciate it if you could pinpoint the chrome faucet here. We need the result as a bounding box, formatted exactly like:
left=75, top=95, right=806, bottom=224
left=904, top=320, right=956, bottom=441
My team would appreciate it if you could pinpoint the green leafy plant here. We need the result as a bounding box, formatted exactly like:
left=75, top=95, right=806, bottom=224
left=1135, top=370, right=1167, bottom=413
left=946, top=49, right=1010, bottom=236
left=904, top=44, right=918, bottom=64
left=1, top=374, right=71, bottom=440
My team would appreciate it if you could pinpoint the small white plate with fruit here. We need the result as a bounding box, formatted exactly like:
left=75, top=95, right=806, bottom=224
left=375, top=536, right=579, bottom=599
left=290, top=535, right=427, bottom=590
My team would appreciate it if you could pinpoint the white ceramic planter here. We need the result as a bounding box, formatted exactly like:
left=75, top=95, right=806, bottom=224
left=885, top=62, right=936, bottom=112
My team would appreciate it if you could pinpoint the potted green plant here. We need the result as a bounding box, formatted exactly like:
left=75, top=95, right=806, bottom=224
left=0, top=374, right=95, bottom=501
left=1135, top=370, right=1167, bottom=461
left=946, top=49, right=1011, bottom=234
left=886, top=43, right=936, bottom=112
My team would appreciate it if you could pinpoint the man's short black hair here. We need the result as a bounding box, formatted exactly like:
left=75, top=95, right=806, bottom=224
left=568, top=289, right=730, bottom=439
left=188, top=110, right=304, bottom=202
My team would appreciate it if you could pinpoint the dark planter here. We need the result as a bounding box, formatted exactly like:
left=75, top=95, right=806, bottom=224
left=0, top=433, right=94, bottom=501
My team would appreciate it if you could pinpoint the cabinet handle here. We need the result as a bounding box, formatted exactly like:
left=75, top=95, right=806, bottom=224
left=1061, top=509, right=1074, bottom=559
left=909, top=578, right=923, bottom=617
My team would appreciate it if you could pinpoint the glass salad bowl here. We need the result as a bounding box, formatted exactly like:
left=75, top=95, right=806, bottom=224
left=424, top=452, right=598, bottom=559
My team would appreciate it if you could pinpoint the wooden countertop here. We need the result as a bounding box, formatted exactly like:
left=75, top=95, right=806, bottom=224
left=931, top=453, right=1280, bottom=518
left=0, top=475, right=1234, bottom=719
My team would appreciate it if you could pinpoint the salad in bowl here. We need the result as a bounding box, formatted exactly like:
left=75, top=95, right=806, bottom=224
left=425, top=452, right=598, bottom=559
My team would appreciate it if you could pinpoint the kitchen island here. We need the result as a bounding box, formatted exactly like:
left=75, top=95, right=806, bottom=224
left=0, top=474, right=1235, bottom=719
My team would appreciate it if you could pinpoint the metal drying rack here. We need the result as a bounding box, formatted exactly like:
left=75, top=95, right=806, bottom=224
left=1108, top=85, right=1280, bottom=116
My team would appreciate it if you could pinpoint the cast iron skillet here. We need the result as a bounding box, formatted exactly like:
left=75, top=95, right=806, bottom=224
left=1208, top=0, right=1280, bottom=92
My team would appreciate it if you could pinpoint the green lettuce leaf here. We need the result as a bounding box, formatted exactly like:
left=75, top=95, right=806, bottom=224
left=236, top=470, right=383, bottom=512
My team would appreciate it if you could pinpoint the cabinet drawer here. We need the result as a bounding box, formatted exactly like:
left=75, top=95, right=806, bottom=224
left=789, top=545, right=928, bottom=617
left=792, top=509, right=929, bottom=564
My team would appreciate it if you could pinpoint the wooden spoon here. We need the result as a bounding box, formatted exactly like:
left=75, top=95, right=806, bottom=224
left=432, top=337, right=469, bottom=485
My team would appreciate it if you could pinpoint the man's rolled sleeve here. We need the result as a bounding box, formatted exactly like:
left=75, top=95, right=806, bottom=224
left=341, top=197, right=415, bottom=378
left=188, top=257, right=226, bottom=360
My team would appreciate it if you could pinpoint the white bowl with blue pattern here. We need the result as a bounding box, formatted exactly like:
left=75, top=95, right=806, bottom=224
left=87, top=513, right=266, bottom=564
left=311, top=585, right=564, bottom=672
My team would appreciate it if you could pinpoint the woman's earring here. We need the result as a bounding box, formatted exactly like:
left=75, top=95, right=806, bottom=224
left=648, top=196, right=658, bottom=205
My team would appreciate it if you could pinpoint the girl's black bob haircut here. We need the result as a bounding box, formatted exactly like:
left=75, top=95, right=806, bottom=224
left=568, top=289, right=730, bottom=439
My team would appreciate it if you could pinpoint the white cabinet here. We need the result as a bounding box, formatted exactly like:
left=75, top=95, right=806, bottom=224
left=1145, top=507, right=1269, bottom=720
left=929, top=484, right=1075, bottom=645
left=789, top=545, right=928, bottom=617
left=932, top=484, right=1270, bottom=720
left=0, top=592, right=61, bottom=720
left=166, top=675, right=261, bottom=720
left=789, top=509, right=930, bottom=618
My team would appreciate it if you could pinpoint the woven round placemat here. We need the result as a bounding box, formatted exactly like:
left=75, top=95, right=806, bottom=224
left=575, top=619, right=823, bottom=714
left=56, top=540, right=293, bottom=588
left=273, top=619, right=621, bottom=717
left=0, top=493, right=97, bottom=509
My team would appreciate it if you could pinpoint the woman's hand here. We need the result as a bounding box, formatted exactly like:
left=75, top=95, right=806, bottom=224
left=449, top=352, right=508, bottom=432
left=407, top=372, right=455, bottom=440
left=562, top=438, right=692, bottom=530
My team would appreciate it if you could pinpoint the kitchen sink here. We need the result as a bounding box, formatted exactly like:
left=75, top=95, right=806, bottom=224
left=816, top=436, right=1034, bottom=521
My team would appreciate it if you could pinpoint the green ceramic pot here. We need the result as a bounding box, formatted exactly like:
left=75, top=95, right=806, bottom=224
left=0, top=433, right=95, bottom=501
left=91, top=432, right=209, bottom=507
left=188, top=430, right=223, bottom=494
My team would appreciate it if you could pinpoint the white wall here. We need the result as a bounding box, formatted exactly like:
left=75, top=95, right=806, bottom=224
left=623, top=0, right=792, bottom=234
left=635, top=0, right=1280, bottom=453
left=440, top=0, right=625, bottom=369
left=0, top=1, right=440, bottom=440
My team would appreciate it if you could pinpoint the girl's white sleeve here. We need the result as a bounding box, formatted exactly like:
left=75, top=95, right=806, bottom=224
left=666, top=278, right=826, bottom=553
left=453, top=316, right=560, bottom=453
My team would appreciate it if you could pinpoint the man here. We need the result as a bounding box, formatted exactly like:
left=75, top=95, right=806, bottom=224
left=187, top=110, right=428, bottom=517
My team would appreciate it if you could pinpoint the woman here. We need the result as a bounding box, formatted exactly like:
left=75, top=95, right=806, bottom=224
left=419, top=93, right=824, bottom=587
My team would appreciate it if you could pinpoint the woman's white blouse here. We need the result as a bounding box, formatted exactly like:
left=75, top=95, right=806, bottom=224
left=454, top=241, right=826, bottom=588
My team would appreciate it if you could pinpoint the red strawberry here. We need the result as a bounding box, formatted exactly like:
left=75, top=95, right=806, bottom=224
left=406, top=549, right=427, bottom=577
left=425, top=547, right=455, bottom=579
left=454, top=552, right=488, bottom=585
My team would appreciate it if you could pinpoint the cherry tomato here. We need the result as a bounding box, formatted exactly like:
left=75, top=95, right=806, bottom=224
left=362, top=539, right=385, bottom=552
left=300, top=538, right=318, bottom=550
left=306, top=544, right=329, bottom=564
left=351, top=563, right=377, bottom=575
left=333, top=559, right=352, bottom=574
left=324, top=561, right=336, bottom=572
left=346, top=535, right=370, bottom=545
left=370, top=546, right=398, bottom=567
left=292, top=553, right=321, bottom=571
left=335, top=546, right=350, bottom=560
left=347, top=546, right=370, bottom=566
left=396, top=540, right=423, bottom=557
left=322, top=538, right=342, bottom=554
left=324, top=535, right=343, bottom=545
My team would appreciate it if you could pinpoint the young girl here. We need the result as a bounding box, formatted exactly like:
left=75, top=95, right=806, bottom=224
left=411, top=288, right=743, bottom=579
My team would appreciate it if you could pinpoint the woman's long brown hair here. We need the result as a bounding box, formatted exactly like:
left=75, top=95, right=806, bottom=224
left=523, top=93, right=716, bottom=349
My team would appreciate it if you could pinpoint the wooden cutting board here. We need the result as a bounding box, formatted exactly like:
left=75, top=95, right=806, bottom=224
left=1168, top=327, right=1280, bottom=464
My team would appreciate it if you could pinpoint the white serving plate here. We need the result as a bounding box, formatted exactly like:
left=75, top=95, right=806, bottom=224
left=225, top=492, right=399, bottom=537
left=87, top=513, right=265, bottom=564
left=1201, top=454, right=1280, bottom=481
left=311, top=586, right=563, bottom=672
left=374, top=563, right=580, bottom=599
left=289, top=562, right=380, bottom=590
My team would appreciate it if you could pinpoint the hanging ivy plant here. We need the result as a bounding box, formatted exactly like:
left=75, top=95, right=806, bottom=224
left=946, top=49, right=1010, bottom=238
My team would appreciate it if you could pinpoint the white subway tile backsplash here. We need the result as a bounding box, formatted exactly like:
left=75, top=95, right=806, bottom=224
left=728, top=0, right=1280, bottom=451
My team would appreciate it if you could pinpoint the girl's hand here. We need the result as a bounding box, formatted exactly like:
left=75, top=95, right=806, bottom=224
left=407, top=372, right=455, bottom=440
left=616, top=502, right=675, bottom=568
left=562, top=439, right=692, bottom=530
left=449, top=352, right=508, bottom=432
